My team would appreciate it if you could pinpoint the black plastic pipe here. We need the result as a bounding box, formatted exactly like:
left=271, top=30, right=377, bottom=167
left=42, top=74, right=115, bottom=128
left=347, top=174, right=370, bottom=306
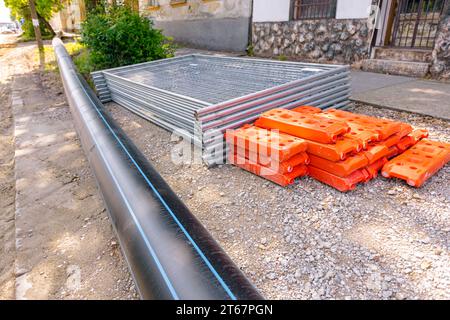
left=52, top=38, right=263, bottom=300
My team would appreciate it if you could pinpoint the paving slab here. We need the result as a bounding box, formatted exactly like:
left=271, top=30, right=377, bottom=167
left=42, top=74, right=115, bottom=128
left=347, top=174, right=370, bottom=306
left=351, top=71, right=450, bottom=120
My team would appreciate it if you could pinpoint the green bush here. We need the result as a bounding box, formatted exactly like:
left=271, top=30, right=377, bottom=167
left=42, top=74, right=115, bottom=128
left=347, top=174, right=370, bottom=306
left=80, top=7, right=174, bottom=69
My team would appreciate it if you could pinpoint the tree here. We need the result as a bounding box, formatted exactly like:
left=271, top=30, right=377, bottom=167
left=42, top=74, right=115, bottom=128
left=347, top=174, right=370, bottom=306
left=4, top=0, right=63, bottom=38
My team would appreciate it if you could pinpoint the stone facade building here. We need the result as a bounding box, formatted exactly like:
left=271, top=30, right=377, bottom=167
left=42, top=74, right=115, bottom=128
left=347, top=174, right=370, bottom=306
left=251, top=0, right=450, bottom=79
left=140, top=0, right=449, bottom=79
left=252, top=0, right=373, bottom=64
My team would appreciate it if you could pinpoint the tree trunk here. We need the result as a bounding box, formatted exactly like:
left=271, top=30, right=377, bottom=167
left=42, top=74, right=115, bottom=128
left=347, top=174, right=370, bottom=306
left=28, top=0, right=43, bottom=51
left=36, top=11, right=56, bottom=36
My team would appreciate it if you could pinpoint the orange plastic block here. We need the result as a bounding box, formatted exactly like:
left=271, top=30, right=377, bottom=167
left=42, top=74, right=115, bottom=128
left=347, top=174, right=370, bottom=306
left=292, top=107, right=383, bottom=148
left=255, top=108, right=350, bottom=144
left=308, top=153, right=368, bottom=178
left=308, top=165, right=369, bottom=192
left=225, top=125, right=308, bottom=162
left=323, top=109, right=403, bottom=140
left=380, top=123, right=413, bottom=148
left=361, top=144, right=390, bottom=164
left=235, top=148, right=309, bottom=174
left=230, top=154, right=308, bottom=187
left=382, top=139, right=450, bottom=187
left=396, top=129, right=429, bottom=152
left=306, top=136, right=362, bottom=162
left=345, top=122, right=382, bottom=149
left=291, top=105, right=323, bottom=114
left=386, top=146, right=400, bottom=159
left=364, top=157, right=388, bottom=180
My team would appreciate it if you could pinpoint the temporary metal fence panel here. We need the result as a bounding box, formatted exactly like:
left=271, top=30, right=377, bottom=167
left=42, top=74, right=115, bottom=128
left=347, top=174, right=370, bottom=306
left=92, top=54, right=351, bottom=166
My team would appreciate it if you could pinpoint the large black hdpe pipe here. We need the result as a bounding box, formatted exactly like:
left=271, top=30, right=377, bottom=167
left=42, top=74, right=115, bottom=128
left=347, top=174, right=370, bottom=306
left=52, top=38, right=263, bottom=300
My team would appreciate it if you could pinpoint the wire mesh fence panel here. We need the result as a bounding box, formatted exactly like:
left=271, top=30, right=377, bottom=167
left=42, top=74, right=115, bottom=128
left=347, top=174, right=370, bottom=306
left=92, top=54, right=351, bottom=166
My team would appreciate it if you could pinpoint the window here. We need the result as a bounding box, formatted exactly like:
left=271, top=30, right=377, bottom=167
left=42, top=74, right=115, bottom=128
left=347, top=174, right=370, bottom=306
left=292, top=0, right=337, bottom=20
left=170, top=0, right=187, bottom=4
left=148, top=0, right=159, bottom=7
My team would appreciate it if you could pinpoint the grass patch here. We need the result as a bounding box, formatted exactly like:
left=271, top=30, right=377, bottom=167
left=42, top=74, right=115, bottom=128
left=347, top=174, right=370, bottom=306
left=34, top=41, right=95, bottom=86
left=19, top=34, right=54, bottom=42
left=34, top=32, right=172, bottom=90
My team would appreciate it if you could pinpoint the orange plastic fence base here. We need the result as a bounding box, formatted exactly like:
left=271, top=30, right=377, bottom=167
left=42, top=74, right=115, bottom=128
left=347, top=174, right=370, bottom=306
left=308, top=153, right=368, bottom=178
left=306, top=136, right=362, bottom=162
left=225, top=125, right=308, bottom=162
left=396, top=129, right=429, bottom=152
left=255, top=108, right=350, bottom=144
left=382, top=139, right=450, bottom=187
left=322, top=109, right=403, bottom=140
left=380, top=123, right=413, bottom=148
left=230, top=154, right=308, bottom=187
left=234, top=148, right=309, bottom=174
left=308, top=165, right=369, bottom=192
left=361, top=144, right=390, bottom=164
left=387, top=146, right=400, bottom=159
left=292, top=106, right=379, bottom=148
left=291, top=106, right=322, bottom=114
left=365, top=157, right=388, bottom=180
left=292, top=106, right=410, bottom=150
left=344, top=122, right=381, bottom=149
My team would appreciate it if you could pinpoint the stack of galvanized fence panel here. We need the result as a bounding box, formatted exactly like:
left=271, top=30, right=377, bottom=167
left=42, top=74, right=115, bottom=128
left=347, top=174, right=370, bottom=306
left=92, top=54, right=351, bottom=166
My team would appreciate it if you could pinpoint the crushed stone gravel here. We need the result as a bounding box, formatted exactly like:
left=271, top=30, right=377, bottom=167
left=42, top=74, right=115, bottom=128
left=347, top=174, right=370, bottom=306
left=104, top=101, right=450, bottom=300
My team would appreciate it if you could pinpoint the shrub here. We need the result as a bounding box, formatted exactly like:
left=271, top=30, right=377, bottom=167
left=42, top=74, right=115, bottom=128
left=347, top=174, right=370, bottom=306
left=80, top=6, right=174, bottom=69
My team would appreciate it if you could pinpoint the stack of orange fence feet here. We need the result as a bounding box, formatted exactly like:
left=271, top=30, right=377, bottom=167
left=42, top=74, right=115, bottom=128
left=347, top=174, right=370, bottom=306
left=226, top=106, right=449, bottom=191
left=290, top=106, right=429, bottom=191
left=225, top=125, right=310, bottom=186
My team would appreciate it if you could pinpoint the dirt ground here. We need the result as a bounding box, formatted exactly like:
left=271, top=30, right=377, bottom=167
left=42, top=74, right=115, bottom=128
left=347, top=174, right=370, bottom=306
left=104, top=101, right=450, bottom=300
left=0, top=38, right=137, bottom=300
left=0, top=45, right=16, bottom=299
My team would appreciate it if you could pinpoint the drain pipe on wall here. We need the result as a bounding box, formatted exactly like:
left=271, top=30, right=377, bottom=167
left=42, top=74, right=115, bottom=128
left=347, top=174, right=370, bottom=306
left=368, top=0, right=382, bottom=59
left=52, top=38, right=263, bottom=300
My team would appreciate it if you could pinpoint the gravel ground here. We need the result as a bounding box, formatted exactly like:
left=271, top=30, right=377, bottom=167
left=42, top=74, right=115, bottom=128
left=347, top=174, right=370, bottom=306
left=104, top=101, right=450, bottom=300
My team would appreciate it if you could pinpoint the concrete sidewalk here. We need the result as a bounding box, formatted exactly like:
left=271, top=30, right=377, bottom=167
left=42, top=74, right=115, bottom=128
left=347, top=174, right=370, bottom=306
left=351, top=71, right=450, bottom=121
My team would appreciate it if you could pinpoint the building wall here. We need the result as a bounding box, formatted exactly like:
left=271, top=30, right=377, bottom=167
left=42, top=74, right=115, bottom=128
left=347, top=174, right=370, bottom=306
left=252, top=0, right=373, bottom=64
left=252, top=0, right=290, bottom=22
left=50, top=0, right=85, bottom=33
left=140, top=0, right=252, bottom=51
left=430, top=2, right=450, bottom=80
left=336, top=0, right=371, bottom=19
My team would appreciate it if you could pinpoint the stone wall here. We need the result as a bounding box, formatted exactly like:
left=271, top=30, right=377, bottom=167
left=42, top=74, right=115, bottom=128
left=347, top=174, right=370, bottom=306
left=252, top=19, right=371, bottom=65
left=430, top=4, right=450, bottom=80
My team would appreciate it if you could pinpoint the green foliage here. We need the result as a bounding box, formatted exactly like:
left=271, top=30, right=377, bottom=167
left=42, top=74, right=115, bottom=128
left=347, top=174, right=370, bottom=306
left=20, top=30, right=53, bottom=42
left=5, top=0, right=61, bottom=39
left=73, top=47, right=95, bottom=78
left=246, top=45, right=254, bottom=57
left=80, top=6, right=174, bottom=69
